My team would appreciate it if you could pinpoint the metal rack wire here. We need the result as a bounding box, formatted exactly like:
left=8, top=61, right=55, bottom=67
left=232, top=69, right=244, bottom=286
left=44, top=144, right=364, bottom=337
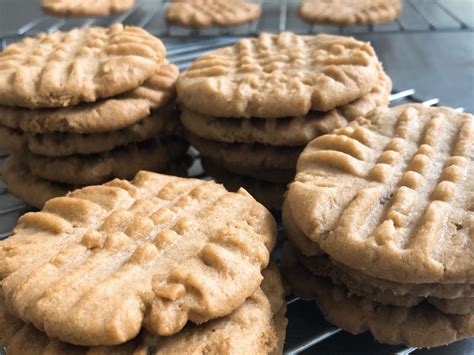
left=0, top=0, right=473, bottom=45
left=0, top=36, right=472, bottom=354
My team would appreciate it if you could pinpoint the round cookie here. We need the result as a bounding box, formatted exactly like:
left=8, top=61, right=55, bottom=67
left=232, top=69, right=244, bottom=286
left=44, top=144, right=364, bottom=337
left=2, top=154, right=191, bottom=209
left=0, top=171, right=277, bottom=346
left=288, top=104, right=474, bottom=283
left=282, top=199, right=324, bottom=256
left=166, top=0, right=261, bottom=28
left=283, top=201, right=474, bottom=299
left=180, top=65, right=391, bottom=146
left=24, top=138, right=189, bottom=185
left=0, top=266, right=287, bottom=354
left=0, top=63, right=179, bottom=134
left=177, top=32, right=381, bottom=118
left=42, top=0, right=135, bottom=16
left=202, top=158, right=287, bottom=210
left=299, top=0, right=402, bottom=26
left=0, top=106, right=181, bottom=157
left=0, top=24, right=165, bottom=108
left=291, top=243, right=474, bottom=315
left=282, top=243, right=474, bottom=348
left=2, top=155, right=71, bottom=209
left=187, top=132, right=302, bottom=171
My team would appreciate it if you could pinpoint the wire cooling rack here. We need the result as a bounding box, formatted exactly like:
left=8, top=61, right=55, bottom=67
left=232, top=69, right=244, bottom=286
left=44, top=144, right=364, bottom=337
left=0, top=0, right=473, bottom=44
left=0, top=35, right=473, bottom=354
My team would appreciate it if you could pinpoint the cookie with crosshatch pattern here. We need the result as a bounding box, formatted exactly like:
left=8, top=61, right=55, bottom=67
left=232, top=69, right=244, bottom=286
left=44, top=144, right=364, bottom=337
left=180, top=64, right=391, bottom=146
left=0, top=24, right=165, bottom=108
left=0, top=266, right=286, bottom=354
left=299, top=0, right=402, bottom=26
left=287, top=104, right=473, bottom=284
left=282, top=199, right=474, bottom=300
left=282, top=242, right=474, bottom=348
left=0, top=171, right=276, bottom=346
left=42, top=0, right=135, bottom=17
left=0, top=62, right=179, bottom=134
left=177, top=32, right=381, bottom=118
left=166, top=0, right=261, bottom=28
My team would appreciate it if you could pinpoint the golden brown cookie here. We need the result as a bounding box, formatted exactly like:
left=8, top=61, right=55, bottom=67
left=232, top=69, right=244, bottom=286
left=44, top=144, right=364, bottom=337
left=0, top=24, right=165, bottom=108
left=2, top=155, right=70, bottom=209
left=282, top=243, right=474, bottom=348
left=177, top=33, right=381, bottom=118
left=299, top=0, right=402, bottom=26
left=0, top=171, right=277, bottom=346
left=166, top=0, right=261, bottom=28
left=290, top=243, right=474, bottom=315
left=24, top=138, right=188, bottom=185
left=0, top=106, right=181, bottom=156
left=0, top=63, right=178, bottom=134
left=288, top=104, right=473, bottom=283
left=188, top=132, right=302, bottom=172
left=180, top=65, right=391, bottom=146
left=202, top=158, right=287, bottom=210
left=2, top=154, right=191, bottom=209
left=42, top=0, right=135, bottom=17
left=0, top=266, right=287, bottom=354
left=282, top=199, right=324, bottom=256
left=284, top=206, right=474, bottom=300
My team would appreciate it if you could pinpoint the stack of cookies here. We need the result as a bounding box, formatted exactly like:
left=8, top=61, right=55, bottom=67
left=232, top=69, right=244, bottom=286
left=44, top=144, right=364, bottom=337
left=0, top=24, right=188, bottom=209
left=177, top=32, right=391, bottom=209
left=282, top=104, right=473, bottom=347
left=0, top=171, right=287, bottom=354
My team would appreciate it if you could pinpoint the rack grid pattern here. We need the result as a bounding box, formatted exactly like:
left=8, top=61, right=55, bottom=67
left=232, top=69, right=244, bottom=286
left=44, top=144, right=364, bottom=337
left=0, top=36, right=473, bottom=354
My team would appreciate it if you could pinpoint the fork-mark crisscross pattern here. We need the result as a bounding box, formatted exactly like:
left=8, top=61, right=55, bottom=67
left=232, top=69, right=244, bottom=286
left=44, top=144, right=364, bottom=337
left=0, top=24, right=165, bottom=108
left=177, top=33, right=381, bottom=118
left=299, top=0, right=402, bottom=26
left=166, top=0, right=262, bottom=28
left=0, top=171, right=276, bottom=346
left=181, top=64, right=391, bottom=146
left=288, top=104, right=473, bottom=283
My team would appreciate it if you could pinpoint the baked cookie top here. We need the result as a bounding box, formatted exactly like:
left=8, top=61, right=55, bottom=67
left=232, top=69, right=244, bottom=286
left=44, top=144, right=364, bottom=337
left=166, top=0, right=261, bottom=28
left=299, top=0, right=402, bottom=26
left=181, top=64, right=391, bottom=146
left=287, top=104, right=473, bottom=283
left=42, top=0, right=135, bottom=17
left=0, top=63, right=178, bottom=134
left=177, top=32, right=381, bottom=118
left=0, top=24, right=165, bottom=108
left=0, top=266, right=287, bottom=354
left=0, top=171, right=276, bottom=346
